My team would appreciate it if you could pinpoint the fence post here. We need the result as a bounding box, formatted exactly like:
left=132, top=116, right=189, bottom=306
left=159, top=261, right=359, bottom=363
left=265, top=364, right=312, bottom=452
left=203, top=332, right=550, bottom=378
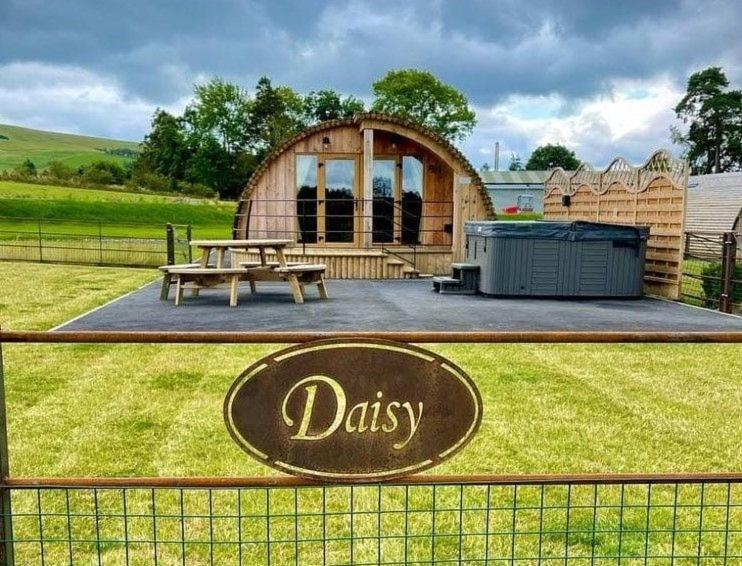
left=186, top=225, right=193, bottom=263
left=719, top=232, right=737, bottom=314
left=166, top=224, right=175, bottom=266
left=0, top=341, right=15, bottom=566
left=37, top=220, right=43, bottom=263
left=98, top=221, right=103, bottom=265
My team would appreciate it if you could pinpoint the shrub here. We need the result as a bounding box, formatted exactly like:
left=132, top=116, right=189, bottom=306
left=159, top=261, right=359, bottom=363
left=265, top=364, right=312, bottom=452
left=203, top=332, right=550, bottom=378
left=701, top=261, right=742, bottom=306
left=81, top=160, right=126, bottom=185
left=45, top=161, right=76, bottom=181
left=180, top=182, right=217, bottom=198
left=131, top=170, right=172, bottom=193
left=15, top=159, right=37, bottom=177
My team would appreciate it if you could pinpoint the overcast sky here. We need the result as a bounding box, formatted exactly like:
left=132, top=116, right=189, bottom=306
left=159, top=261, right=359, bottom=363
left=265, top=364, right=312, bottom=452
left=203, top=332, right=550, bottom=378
left=1, top=0, right=740, bottom=168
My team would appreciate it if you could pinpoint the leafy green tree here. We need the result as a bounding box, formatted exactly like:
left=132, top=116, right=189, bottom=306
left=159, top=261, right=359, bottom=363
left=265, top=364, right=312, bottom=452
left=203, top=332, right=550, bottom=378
left=138, top=109, right=189, bottom=183
left=303, top=90, right=365, bottom=123
left=16, top=158, right=37, bottom=177
left=247, top=76, right=306, bottom=158
left=188, top=78, right=251, bottom=153
left=371, top=69, right=476, bottom=141
left=525, top=144, right=580, bottom=171
left=508, top=153, right=525, bottom=171
left=673, top=67, right=742, bottom=174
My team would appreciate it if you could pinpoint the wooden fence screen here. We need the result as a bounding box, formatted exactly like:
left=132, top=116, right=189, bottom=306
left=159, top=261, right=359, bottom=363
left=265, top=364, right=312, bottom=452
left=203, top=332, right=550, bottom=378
left=543, top=150, right=688, bottom=299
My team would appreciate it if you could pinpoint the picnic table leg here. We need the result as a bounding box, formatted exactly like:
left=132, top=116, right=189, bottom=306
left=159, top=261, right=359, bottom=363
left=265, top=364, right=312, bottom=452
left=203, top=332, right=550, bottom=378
left=274, top=247, right=287, bottom=267
left=317, top=276, right=329, bottom=299
left=160, top=273, right=171, bottom=301
left=199, top=246, right=211, bottom=268
left=174, top=276, right=184, bottom=306
left=287, top=274, right=304, bottom=304
left=229, top=275, right=240, bottom=307
left=249, top=281, right=257, bottom=294
left=259, top=248, right=268, bottom=266
left=216, top=249, right=225, bottom=269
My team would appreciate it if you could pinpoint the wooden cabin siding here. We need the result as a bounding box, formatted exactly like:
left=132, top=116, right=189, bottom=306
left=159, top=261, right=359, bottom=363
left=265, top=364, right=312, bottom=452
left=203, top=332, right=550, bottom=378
left=234, top=114, right=494, bottom=277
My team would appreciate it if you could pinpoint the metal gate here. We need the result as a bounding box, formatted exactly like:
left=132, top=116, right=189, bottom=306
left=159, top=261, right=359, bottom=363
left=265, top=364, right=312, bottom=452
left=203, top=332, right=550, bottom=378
left=1, top=330, right=740, bottom=565
left=682, top=231, right=740, bottom=313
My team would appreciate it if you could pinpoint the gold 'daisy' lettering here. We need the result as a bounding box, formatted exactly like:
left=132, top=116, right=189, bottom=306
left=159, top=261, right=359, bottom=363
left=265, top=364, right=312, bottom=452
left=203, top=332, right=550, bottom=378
left=280, top=376, right=423, bottom=450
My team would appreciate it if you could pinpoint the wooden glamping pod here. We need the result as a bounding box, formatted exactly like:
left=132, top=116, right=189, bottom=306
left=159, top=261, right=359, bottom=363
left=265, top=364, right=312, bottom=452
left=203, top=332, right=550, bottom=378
left=233, top=113, right=494, bottom=278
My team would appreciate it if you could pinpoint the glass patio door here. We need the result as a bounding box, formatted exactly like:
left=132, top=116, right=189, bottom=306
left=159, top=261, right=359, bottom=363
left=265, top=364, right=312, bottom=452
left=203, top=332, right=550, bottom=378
left=321, top=157, right=357, bottom=244
left=372, top=159, right=396, bottom=243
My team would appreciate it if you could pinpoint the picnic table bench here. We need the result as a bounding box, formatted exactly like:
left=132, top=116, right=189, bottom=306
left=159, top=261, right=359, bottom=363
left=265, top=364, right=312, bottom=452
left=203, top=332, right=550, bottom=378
left=159, top=239, right=328, bottom=306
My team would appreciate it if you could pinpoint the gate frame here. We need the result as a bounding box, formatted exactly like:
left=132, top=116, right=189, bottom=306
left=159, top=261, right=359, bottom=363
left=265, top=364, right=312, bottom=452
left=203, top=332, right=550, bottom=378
left=0, top=329, right=741, bottom=565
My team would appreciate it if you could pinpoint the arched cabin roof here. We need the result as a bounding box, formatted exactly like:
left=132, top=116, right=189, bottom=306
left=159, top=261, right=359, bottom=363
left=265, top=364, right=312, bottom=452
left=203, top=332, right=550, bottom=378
left=234, top=113, right=495, bottom=231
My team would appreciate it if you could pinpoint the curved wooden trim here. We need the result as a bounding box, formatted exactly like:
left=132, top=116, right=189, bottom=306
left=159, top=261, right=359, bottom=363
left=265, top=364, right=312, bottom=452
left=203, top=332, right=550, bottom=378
left=234, top=113, right=496, bottom=229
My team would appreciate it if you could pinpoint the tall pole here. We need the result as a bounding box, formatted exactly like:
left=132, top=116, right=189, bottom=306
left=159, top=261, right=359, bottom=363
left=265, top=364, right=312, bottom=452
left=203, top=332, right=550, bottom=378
left=494, top=142, right=500, bottom=171
left=0, top=339, right=15, bottom=566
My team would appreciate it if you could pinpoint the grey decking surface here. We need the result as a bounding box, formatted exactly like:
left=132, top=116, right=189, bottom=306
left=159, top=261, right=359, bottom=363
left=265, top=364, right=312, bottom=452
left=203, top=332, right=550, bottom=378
left=56, top=279, right=742, bottom=332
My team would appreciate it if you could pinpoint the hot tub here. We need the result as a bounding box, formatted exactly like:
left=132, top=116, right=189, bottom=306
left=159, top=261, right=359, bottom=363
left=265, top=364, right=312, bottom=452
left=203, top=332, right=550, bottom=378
left=464, top=221, right=649, bottom=297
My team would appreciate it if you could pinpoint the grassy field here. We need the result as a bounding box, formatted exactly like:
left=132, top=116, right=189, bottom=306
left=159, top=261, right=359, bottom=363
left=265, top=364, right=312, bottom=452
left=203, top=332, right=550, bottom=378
left=0, top=262, right=739, bottom=563
left=0, top=123, right=140, bottom=170
left=0, top=180, right=234, bottom=239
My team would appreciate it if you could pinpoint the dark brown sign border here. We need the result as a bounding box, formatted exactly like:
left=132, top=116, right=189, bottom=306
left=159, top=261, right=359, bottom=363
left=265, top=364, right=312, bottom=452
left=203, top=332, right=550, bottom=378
left=223, top=338, right=483, bottom=482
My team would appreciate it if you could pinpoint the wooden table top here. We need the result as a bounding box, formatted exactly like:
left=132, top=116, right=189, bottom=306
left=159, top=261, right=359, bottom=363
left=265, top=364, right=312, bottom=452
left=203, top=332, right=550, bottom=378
left=190, top=239, right=293, bottom=248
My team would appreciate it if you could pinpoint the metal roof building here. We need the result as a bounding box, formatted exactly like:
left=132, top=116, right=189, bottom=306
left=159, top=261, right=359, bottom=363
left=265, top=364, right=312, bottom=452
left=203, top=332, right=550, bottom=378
left=480, top=170, right=550, bottom=214
left=685, top=172, right=742, bottom=234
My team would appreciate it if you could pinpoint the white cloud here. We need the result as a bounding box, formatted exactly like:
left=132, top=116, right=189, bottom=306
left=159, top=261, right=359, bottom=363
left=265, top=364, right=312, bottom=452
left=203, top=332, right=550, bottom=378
left=0, top=62, right=187, bottom=140
left=466, top=76, right=684, bottom=169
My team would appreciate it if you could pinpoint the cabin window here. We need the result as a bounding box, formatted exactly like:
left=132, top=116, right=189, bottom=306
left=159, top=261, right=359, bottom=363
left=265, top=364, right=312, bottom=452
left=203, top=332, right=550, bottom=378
left=372, top=159, right=396, bottom=243
left=296, top=155, right=317, bottom=243
left=401, top=156, right=423, bottom=244
left=324, top=159, right=356, bottom=243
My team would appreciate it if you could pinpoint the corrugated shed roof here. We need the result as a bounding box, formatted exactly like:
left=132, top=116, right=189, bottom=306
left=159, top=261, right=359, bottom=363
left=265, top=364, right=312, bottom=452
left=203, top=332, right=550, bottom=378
left=480, top=170, right=551, bottom=184
left=685, top=172, right=742, bottom=233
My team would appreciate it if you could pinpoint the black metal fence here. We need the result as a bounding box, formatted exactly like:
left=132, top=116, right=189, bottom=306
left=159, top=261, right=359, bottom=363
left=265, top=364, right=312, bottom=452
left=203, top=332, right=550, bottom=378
left=682, top=231, right=740, bottom=314
left=4, top=478, right=739, bottom=565
left=0, top=217, right=192, bottom=268
left=1, top=331, right=740, bottom=565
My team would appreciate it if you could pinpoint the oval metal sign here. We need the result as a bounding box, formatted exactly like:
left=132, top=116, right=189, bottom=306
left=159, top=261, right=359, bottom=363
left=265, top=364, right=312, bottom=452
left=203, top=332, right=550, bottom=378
left=224, top=339, right=482, bottom=482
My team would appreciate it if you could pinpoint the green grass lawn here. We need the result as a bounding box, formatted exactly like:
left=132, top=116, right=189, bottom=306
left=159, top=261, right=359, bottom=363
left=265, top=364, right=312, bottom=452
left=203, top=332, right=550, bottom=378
left=0, top=123, right=139, bottom=170
left=0, top=262, right=739, bottom=563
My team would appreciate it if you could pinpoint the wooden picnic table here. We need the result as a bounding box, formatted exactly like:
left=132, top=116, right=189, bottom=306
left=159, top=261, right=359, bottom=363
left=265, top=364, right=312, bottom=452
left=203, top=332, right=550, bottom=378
left=178, top=239, right=326, bottom=305
left=191, top=239, right=293, bottom=269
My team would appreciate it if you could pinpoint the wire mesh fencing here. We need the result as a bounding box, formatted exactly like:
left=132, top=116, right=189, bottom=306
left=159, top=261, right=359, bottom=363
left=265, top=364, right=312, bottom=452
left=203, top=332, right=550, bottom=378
left=0, top=217, right=192, bottom=267
left=682, top=231, right=740, bottom=313
left=3, top=479, right=739, bottom=565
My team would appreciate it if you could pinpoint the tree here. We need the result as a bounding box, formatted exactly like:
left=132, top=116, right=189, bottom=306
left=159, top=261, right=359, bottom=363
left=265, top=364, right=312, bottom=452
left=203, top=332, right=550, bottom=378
left=303, top=90, right=364, bottom=123
left=246, top=76, right=306, bottom=158
left=673, top=67, right=742, bottom=174
left=188, top=78, right=251, bottom=153
left=508, top=153, right=525, bottom=171
left=525, top=144, right=580, bottom=171
left=138, top=109, right=189, bottom=183
left=371, top=69, right=476, bottom=141
left=481, top=163, right=491, bottom=172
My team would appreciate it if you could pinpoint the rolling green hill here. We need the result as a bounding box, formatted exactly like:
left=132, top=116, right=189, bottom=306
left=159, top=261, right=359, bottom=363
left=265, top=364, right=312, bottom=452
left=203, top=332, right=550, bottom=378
left=0, top=123, right=140, bottom=171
